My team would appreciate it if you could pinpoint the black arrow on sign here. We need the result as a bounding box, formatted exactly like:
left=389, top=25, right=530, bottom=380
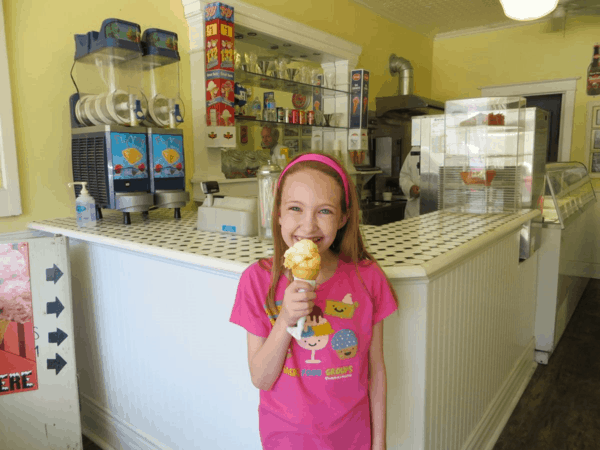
left=46, top=297, right=64, bottom=318
left=48, top=328, right=68, bottom=346
left=47, top=354, right=67, bottom=375
left=46, top=264, right=63, bottom=284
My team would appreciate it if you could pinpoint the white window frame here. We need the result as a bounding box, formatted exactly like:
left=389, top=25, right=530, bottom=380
left=480, top=78, right=578, bottom=163
left=0, top=2, right=22, bottom=217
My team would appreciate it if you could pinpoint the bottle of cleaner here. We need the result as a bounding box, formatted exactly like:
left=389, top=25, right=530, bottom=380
left=68, top=182, right=97, bottom=227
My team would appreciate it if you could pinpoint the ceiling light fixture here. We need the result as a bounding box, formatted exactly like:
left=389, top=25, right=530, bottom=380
left=499, top=0, right=559, bottom=21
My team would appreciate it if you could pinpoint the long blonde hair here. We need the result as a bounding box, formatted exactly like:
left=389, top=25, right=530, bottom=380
left=259, top=152, right=399, bottom=315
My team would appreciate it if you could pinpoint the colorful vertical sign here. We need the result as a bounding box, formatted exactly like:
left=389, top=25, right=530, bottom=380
left=205, top=2, right=236, bottom=147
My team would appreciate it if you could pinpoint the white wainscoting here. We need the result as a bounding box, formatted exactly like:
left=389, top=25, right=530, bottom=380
left=385, top=230, right=538, bottom=450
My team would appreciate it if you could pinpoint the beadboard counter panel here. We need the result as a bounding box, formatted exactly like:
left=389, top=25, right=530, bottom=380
left=29, top=208, right=539, bottom=280
left=27, top=209, right=541, bottom=450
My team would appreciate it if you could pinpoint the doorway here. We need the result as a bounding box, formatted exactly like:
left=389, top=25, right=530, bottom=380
left=525, top=94, right=562, bottom=162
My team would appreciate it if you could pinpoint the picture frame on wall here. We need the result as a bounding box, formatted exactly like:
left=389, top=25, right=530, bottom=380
left=586, top=102, right=600, bottom=178
left=592, top=152, right=600, bottom=173
left=594, top=130, right=600, bottom=150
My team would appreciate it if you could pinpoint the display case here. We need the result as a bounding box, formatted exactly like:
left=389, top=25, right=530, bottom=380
left=543, top=162, right=597, bottom=228
left=535, top=162, right=597, bottom=364
left=215, top=26, right=352, bottom=179
left=441, top=96, right=527, bottom=213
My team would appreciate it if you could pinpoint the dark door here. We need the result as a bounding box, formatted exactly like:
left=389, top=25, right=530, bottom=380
left=525, top=94, right=562, bottom=162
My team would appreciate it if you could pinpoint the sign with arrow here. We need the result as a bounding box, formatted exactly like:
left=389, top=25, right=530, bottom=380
left=0, top=234, right=82, bottom=449
left=46, top=297, right=64, bottom=318
left=47, top=354, right=67, bottom=375
left=48, top=328, right=68, bottom=347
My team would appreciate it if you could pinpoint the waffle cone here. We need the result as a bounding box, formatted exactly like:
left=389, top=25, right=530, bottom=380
left=0, top=319, right=10, bottom=346
left=292, top=267, right=320, bottom=280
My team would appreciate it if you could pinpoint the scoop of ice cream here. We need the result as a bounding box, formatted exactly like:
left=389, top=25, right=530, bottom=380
left=0, top=244, right=33, bottom=324
left=284, top=239, right=321, bottom=274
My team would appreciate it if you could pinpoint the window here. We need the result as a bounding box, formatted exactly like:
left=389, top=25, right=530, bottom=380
left=0, top=2, right=22, bottom=217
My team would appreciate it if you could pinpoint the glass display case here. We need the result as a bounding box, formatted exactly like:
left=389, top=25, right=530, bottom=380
left=218, top=28, right=351, bottom=178
left=441, top=96, right=527, bottom=213
left=543, top=162, right=597, bottom=229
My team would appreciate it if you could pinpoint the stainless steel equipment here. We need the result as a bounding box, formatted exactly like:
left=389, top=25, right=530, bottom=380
left=411, top=114, right=445, bottom=215
left=257, top=160, right=282, bottom=242
left=376, top=54, right=444, bottom=122
left=371, top=53, right=445, bottom=215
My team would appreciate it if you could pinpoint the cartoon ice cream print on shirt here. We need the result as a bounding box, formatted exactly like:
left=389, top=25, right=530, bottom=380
left=325, top=293, right=359, bottom=319
left=298, top=305, right=334, bottom=364
left=331, top=329, right=358, bottom=360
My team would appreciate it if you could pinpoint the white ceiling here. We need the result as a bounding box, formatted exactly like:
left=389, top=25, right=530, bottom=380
left=351, top=0, right=600, bottom=40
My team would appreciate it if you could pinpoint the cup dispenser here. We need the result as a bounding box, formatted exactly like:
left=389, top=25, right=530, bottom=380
left=140, top=28, right=189, bottom=217
left=69, top=18, right=154, bottom=225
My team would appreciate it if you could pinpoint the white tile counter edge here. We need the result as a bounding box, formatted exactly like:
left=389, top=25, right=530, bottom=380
left=27, top=221, right=248, bottom=279
left=28, top=209, right=540, bottom=281
left=415, top=209, right=541, bottom=280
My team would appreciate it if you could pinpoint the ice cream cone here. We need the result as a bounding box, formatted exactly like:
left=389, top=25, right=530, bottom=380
left=292, top=267, right=320, bottom=281
left=0, top=319, right=9, bottom=346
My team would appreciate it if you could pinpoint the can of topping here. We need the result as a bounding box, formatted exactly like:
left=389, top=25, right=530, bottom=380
left=291, top=109, right=299, bottom=124
left=285, top=109, right=292, bottom=123
left=277, top=107, right=285, bottom=123
left=307, top=111, right=315, bottom=125
left=299, top=110, right=306, bottom=125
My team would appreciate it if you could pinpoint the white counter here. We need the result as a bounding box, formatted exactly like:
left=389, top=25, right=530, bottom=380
left=29, top=209, right=540, bottom=450
left=30, top=208, right=539, bottom=279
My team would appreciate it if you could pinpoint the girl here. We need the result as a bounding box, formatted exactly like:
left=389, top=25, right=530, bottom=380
left=230, top=152, right=399, bottom=450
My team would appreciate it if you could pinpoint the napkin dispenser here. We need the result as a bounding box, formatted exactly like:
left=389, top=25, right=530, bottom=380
left=197, top=181, right=258, bottom=236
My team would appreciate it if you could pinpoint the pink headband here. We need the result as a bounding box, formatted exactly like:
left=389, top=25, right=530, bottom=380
left=277, top=153, right=350, bottom=209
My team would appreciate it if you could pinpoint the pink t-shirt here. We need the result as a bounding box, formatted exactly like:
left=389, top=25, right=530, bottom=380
left=230, top=252, right=398, bottom=450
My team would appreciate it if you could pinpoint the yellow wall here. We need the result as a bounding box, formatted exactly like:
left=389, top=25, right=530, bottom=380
left=432, top=16, right=600, bottom=188
left=0, top=0, right=192, bottom=233
left=1, top=0, right=433, bottom=234
left=242, top=0, right=435, bottom=102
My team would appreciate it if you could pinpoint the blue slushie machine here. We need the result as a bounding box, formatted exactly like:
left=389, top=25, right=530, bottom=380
left=69, top=18, right=189, bottom=225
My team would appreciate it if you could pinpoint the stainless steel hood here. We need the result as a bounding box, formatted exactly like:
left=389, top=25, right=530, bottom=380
left=376, top=54, right=444, bottom=121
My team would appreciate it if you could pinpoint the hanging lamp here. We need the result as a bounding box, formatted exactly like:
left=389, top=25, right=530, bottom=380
left=499, top=0, right=559, bottom=21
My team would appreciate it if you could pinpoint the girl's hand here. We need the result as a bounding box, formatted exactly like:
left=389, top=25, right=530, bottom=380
left=278, top=280, right=316, bottom=327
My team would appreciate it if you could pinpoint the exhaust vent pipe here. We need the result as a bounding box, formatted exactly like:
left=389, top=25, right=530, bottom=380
left=389, top=54, right=414, bottom=96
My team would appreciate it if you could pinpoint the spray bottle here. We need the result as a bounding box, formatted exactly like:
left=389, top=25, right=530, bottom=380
left=68, top=182, right=97, bottom=227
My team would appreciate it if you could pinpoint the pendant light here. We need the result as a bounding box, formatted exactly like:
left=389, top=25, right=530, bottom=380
left=499, top=0, right=559, bottom=21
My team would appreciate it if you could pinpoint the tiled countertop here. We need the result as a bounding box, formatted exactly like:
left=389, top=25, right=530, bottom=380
left=28, top=208, right=539, bottom=279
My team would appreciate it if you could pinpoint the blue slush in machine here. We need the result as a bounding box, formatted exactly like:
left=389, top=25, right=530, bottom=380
left=140, top=28, right=189, bottom=216
left=70, top=19, right=154, bottom=225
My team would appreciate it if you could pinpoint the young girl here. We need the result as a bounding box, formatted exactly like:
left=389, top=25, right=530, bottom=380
left=230, top=152, right=399, bottom=450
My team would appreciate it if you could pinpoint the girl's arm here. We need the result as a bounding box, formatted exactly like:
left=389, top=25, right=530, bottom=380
left=247, top=319, right=293, bottom=391
left=247, top=279, right=315, bottom=391
left=369, top=321, right=387, bottom=450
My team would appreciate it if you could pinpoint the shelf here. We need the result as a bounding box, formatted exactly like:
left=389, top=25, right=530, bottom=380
left=234, top=70, right=348, bottom=97
left=446, top=125, right=523, bottom=132
left=234, top=115, right=347, bottom=130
